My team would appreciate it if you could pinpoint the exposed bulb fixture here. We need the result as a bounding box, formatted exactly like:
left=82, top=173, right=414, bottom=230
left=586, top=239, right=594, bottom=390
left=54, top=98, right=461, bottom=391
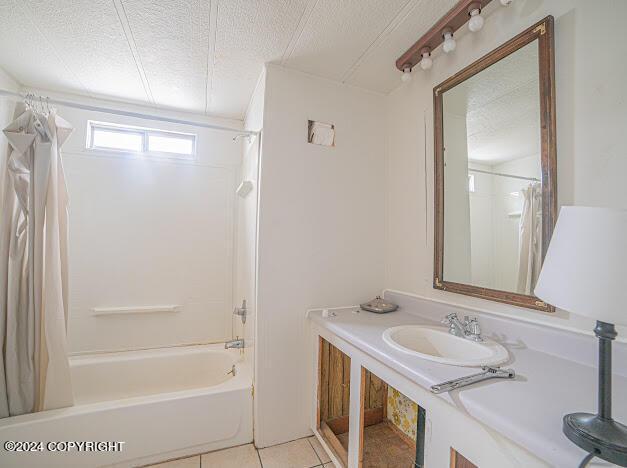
left=442, top=28, right=456, bottom=53
left=401, top=65, right=412, bottom=82
left=500, top=0, right=513, bottom=5
left=468, top=4, right=484, bottom=32
left=419, top=48, right=432, bottom=70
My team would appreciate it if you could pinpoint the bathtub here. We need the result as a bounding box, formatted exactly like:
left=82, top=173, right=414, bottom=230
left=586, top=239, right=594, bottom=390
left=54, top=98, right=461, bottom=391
left=0, top=344, right=253, bottom=468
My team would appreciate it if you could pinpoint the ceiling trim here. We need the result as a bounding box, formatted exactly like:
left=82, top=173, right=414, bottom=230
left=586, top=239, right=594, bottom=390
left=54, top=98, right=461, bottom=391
left=113, top=0, right=155, bottom=105
left=243, top=66, right=266, bottom=124
left=267, top=63, right=386, bottom=98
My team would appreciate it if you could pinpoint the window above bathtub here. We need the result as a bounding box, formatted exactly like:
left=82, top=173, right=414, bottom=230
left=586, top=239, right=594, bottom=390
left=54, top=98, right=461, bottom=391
left=86, top=121, right=196, bottom=160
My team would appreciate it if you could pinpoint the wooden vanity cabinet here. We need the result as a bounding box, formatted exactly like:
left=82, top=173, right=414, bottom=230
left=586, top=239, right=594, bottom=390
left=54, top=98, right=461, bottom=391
left=318, top=338, right=390, bottom=467
left=317, top=337, right=352, bottom=466
left=312, top=329, right=545, bottom=468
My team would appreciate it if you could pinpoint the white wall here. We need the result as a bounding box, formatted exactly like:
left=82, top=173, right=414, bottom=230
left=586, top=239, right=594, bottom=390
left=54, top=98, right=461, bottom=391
left=385, top=0, right=627, bottom=336
left=442, top=111, right=471, bottom=284
left=0, top=68, right=19, bottom=211
left=38, top=94, right=245, bottom=353
left=469, top=156, right=541, bottom=292
left=255, top=65, right=386, bottom=446
left=468, top=162, right=494, bottom=287
left=233, top=69, right=265, bottom=347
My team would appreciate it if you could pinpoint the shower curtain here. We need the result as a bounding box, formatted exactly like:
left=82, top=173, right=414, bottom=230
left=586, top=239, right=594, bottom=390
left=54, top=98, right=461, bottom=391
left=517, top=182, right=542, bottom=295
left=0, top=104, right=74, bottom=417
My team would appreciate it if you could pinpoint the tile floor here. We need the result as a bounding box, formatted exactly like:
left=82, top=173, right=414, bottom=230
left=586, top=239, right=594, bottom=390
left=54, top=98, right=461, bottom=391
left=146, top=436, right=334, bottom=468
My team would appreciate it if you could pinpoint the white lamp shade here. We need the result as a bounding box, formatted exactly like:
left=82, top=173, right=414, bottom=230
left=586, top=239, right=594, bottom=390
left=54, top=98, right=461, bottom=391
left=534, top=206, right=627, bottom=325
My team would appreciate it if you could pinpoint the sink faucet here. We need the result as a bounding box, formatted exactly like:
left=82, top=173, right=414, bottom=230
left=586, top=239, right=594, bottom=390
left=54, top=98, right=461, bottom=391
left=225, top=337, right=245, bottom=349
left=442, top=313, right=483, bottom=342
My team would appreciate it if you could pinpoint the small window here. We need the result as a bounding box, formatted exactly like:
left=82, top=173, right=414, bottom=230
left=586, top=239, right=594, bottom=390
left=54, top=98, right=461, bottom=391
left=92, top=128, right=144, bottom=152
left=147, top=133, right=194, bottom=155
left=468, top=174, right=476, bottom=193
left=87, top=121, right=196, bottom=159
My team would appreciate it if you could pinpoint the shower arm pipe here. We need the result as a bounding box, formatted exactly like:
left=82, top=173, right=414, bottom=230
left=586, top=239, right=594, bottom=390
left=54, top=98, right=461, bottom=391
left=0, top=89, right=258, bottom=136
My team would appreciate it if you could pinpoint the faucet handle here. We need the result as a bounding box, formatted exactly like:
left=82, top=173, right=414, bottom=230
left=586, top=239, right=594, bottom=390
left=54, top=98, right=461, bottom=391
left=441, top=313, right=458, bottom=325
left=467, top=318, right=483, bottom=341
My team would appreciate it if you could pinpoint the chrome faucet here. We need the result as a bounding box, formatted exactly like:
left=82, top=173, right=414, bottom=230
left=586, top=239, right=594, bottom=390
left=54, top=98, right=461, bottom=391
left=225, top=337, right=245, bottom=349
left=442, top=313, right=483, bottom=342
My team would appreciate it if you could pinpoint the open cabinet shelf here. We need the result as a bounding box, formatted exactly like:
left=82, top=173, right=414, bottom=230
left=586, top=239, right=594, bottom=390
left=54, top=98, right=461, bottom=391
left=359, top=367, right=425, bottom=468
left=316, top=335, right=484, bottom=468
left=317, top=337, right=433, bottom=467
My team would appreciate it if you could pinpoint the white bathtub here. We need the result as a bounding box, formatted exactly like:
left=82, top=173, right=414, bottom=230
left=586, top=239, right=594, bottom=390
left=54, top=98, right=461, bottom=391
left=0, top=344, right=253, bottom=468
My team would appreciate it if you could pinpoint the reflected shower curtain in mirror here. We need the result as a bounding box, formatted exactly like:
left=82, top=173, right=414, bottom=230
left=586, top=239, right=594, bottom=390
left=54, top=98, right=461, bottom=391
left=0, top=104, right=74, bottom=417
left=517, top=182, right=542, bottom=295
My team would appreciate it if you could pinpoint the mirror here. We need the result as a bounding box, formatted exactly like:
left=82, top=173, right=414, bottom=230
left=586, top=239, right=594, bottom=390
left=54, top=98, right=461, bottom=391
left=434, top=17, right=557, bottom=312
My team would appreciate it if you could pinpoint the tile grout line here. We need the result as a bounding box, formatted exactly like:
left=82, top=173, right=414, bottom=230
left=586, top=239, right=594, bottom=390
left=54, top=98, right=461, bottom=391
left=150, top=439, right=328, bottom=468
left=255, top=446, right=264, bottom=467
left=307, top=437, right=324, bottom=466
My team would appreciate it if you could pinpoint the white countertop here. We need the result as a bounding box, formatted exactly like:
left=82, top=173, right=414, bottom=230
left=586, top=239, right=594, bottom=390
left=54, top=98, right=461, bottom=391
left=308, top=292, right=627, bottom=468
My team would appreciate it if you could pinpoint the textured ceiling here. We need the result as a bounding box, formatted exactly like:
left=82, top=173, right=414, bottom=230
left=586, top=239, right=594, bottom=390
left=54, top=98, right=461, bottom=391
left=443, top=41, right=540, bottom=164
left=0, top=0, right=456, bottom=119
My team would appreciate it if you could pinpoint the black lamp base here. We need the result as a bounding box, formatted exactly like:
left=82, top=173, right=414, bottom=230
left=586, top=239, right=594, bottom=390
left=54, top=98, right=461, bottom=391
left=564, top=413, right=627, bottom=466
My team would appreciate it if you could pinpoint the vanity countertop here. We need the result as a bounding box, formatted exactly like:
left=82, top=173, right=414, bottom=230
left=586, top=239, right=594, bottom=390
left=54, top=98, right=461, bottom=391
left=308, top=292, right=627, bottom=468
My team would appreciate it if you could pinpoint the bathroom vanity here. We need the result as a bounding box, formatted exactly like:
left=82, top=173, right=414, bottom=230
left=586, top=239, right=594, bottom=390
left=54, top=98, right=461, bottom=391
left=308, top=291, right=627, bottom=467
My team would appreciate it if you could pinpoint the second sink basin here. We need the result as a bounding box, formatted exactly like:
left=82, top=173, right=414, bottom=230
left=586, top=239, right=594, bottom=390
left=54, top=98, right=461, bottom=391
left=382, top=325, right=508, bottom=367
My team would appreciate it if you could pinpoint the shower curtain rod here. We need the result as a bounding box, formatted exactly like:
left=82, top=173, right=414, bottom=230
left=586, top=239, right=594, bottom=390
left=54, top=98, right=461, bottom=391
left=0, top=89, right=257, bottom=136
left=468, top=167, right=540, bottom=182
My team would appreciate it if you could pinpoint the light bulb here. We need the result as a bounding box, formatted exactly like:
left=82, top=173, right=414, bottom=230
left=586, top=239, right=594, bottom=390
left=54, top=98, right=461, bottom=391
left=442, top=30, right=456, bottom=53
left=401, top=66, right=412, bottom=82
left=420, top=51, right=432, bottom=70
left=468, top=8, right=484, bottom=32
left=500, top=0, right=513, bottom=5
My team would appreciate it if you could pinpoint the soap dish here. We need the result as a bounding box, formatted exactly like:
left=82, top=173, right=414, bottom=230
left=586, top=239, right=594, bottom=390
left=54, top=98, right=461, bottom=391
left=360, top=296, right=398, bottom=314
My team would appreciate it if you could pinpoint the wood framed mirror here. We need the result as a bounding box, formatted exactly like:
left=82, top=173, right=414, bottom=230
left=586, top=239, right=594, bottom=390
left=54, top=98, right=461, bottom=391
left=434, top=16, right=557, bottom=312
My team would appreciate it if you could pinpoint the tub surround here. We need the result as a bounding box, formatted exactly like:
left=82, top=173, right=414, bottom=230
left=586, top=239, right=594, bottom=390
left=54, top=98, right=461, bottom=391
left=0, top=344, right=253, bottom=468
left=308, top=291, right=627, bottom=467
left=70, top=345, right=242, bottom=404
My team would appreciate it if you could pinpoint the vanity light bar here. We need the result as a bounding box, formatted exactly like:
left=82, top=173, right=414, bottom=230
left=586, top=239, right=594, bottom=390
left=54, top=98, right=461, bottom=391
left=396, top=0, right=513, bottom=76
left=396, top=0, right=492, bottom=72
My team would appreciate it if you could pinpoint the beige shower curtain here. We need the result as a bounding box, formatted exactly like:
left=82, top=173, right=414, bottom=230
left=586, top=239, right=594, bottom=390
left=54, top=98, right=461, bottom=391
left=517, top=182, right=542, bottom=295
left=0, top=104, right=74, bottom=417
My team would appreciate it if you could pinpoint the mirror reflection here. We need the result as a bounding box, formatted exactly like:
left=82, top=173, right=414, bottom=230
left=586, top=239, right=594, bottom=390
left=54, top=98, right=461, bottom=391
left=442, top=41, right=542, bottom=295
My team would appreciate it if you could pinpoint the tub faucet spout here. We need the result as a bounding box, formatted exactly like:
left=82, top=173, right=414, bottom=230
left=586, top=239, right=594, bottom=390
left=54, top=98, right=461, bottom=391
left=225, top=338, right=245, bottom=349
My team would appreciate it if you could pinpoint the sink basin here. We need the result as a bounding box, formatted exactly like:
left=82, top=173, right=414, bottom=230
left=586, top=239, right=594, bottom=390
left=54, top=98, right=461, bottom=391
left=382, top=325, right=508, bottom=367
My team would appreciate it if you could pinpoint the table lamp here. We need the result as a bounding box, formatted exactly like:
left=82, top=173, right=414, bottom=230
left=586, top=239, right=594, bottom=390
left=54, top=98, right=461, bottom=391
left=535, top=206, right=627, bottom=466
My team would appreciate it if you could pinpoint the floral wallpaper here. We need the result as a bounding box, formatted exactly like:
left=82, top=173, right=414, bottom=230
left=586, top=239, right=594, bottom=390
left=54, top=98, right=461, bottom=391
left=387, top=386, right=418, bottom=441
